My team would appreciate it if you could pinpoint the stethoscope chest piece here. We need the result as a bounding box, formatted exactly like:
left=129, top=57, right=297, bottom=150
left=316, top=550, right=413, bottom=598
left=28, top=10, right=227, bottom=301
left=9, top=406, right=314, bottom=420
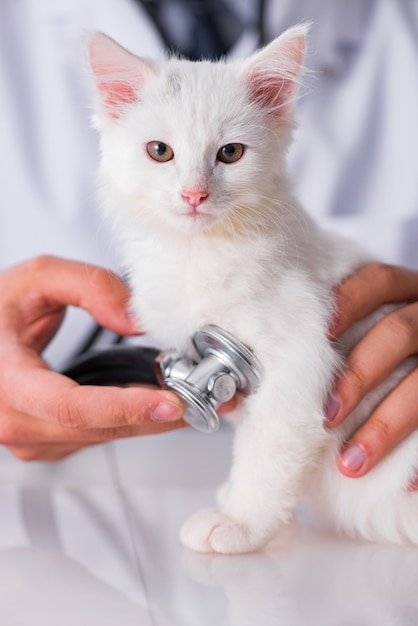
left=63, top=324, right=263, bottom=436
left=156, top=325, right=263, bottom=433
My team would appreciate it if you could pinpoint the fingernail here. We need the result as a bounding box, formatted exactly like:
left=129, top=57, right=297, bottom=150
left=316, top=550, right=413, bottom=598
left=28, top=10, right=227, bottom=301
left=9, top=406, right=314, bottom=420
left=324, top=393, right=340, bottom=423
left=327, top=315, right=339, bottom=339
left=152, top=401, right=183, bottom=422
left=407, top=470, right=418, bottom=492
left=340, top=444, right=367, bottom=472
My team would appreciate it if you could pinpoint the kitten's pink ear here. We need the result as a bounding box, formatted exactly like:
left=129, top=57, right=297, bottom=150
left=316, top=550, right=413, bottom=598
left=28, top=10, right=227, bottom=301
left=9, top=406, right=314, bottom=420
left=88, top=33, right=157, bottom=120
left=243, top=24, right=308, bottom=119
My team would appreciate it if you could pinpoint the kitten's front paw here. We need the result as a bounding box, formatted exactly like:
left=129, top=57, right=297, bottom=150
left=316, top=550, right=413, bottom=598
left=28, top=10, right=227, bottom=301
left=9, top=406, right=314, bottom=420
left=180, top=509, right=263, bottom=554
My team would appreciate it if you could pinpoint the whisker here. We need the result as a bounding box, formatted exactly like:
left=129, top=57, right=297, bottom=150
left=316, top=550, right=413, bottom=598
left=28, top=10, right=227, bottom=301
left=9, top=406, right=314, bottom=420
left=223, top=194, right=307, bottom=268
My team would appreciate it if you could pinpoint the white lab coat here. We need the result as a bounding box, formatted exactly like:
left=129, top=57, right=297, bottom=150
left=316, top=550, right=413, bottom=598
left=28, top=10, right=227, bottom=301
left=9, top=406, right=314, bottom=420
left=1, top=0, right=417, bottom=366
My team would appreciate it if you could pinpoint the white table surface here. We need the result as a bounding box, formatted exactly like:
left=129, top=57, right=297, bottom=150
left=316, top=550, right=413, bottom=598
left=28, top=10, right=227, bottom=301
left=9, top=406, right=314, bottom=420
left=0, top=424, right=417, bottom=626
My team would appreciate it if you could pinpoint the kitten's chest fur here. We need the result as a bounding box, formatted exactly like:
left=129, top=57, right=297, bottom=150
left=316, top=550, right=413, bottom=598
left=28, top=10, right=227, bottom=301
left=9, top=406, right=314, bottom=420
left=125, top=227, right=297, bottom=350
left=123, top=220, right=357, bottom=362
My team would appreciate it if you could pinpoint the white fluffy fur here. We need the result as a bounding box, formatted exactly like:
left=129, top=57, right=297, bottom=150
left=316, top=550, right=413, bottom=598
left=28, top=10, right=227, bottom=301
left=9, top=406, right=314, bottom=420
left=89, top=26, right=418, bottom=553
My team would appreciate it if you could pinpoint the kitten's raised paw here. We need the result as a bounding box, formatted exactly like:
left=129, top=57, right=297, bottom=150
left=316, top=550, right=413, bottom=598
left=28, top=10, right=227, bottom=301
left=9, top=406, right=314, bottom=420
left=180, top=509, right=262, bottom=554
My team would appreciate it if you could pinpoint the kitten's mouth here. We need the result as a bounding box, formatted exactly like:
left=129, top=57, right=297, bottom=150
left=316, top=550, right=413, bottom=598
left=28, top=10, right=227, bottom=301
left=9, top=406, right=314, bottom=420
left=184, top=210, right=210, bottom=218
left=177, top=207, right=213, bottom=220
left=172, top=206, right=219, bottom=232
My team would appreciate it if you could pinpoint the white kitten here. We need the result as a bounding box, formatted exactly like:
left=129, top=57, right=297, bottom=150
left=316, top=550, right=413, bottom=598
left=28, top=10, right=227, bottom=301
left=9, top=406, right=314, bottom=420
left=89, top=26, right=418, bottom=553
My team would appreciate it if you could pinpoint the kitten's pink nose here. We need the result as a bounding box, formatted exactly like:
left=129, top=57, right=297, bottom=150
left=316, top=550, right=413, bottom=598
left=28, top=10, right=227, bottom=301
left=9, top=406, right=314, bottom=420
left=181, top=189, right=209, bottom=208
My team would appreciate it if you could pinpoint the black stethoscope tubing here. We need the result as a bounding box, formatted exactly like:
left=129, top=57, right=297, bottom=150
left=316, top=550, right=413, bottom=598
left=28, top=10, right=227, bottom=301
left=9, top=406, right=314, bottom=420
left=63, top=343, right=160, bottom=387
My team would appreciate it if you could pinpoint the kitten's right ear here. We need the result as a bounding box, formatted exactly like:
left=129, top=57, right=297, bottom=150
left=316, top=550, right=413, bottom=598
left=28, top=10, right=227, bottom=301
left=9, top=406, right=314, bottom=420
left=88, top=33, right=157, bottom=120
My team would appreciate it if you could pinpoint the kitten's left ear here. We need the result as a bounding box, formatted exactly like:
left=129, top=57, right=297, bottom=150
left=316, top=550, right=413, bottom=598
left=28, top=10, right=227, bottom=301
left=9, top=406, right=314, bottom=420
left=88, top=32, right=158, bottom=120
left=243, top=23, right=309, bottom=119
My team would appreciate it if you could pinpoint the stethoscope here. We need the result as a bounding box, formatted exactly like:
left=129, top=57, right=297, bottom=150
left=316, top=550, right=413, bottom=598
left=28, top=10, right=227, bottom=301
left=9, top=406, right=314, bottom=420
left=63, top=325, right=263, bottom=433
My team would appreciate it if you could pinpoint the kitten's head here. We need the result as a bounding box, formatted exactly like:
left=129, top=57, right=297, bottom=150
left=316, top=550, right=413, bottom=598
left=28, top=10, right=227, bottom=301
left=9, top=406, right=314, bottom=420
left=89, top=26, right=307, bottom=236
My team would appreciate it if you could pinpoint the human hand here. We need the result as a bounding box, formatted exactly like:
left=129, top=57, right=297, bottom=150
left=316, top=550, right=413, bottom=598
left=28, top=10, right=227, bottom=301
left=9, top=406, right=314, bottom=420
left=0, top=256, right=186, bottom=462
left=325, top=263, right=418, bottom=490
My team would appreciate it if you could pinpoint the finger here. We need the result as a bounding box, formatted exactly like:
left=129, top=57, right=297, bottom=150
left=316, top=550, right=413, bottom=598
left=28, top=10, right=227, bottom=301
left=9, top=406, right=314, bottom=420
left=10, top=364, right=185, bottom=430
left=330, top=263, right=418, bottom=338
left=217, top=397, right=238, bottom=414
left=4, top=256, right=140, bottom=337
left=27, top=308, right=67, bottom=353
left=325, top=301, right=418, bottom=426
left=336, top=367, right=418, bottom=477
left=0, top=405, right=187, bottom=453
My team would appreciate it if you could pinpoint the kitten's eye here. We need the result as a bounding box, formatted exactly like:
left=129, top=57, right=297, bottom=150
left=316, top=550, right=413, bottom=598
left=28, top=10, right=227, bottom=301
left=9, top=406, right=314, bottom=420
left=146, top=141, right=174, bottom=162
left=216, top=143, right=244, bottom=164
